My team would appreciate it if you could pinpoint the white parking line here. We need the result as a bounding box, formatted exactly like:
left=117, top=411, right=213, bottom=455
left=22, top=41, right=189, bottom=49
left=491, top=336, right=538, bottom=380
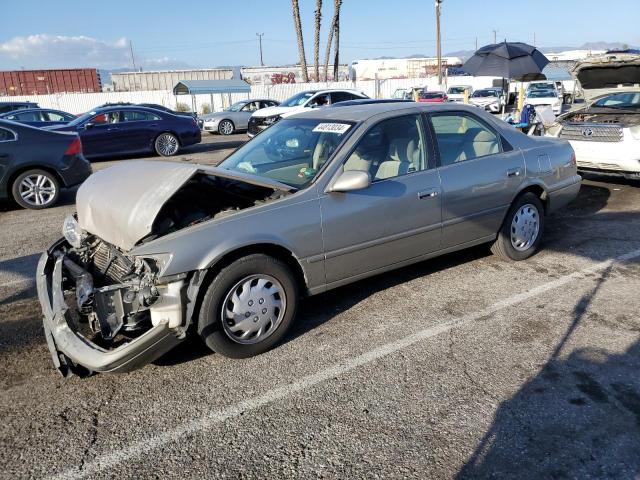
left=50, top=248, right=640, bottom=480
left=0, top=278, right=33, bottom=290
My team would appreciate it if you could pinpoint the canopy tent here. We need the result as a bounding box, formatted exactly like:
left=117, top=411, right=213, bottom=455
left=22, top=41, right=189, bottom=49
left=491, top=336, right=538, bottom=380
left=172, top=80, right=251, bottom=113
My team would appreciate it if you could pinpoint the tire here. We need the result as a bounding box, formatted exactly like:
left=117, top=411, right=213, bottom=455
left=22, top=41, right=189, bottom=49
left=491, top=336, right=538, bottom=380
left=218, top=119, right=234, bottom=136
left=11, top=169, right=60, bottom=209
left=491, top=192, right=545, bottom=261
left=154, top=132, right=180, bottom=156
left=198, top=254, right=299, bottom=358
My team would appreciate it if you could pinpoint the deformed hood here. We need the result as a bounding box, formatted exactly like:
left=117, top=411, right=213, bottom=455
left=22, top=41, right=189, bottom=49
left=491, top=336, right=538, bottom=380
left=571, top=53, right=640, bottom=101
left=76, top=160, right=293, bottom=251
left=77, top=161, right=198, bottom=251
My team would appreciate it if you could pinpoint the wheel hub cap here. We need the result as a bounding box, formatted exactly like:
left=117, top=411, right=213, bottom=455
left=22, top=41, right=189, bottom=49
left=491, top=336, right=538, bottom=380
left=510, top=203, right=540, bottom=251
left=19, top=175, right=56, bottom=206
left=221, top=275, right=286, bottom=344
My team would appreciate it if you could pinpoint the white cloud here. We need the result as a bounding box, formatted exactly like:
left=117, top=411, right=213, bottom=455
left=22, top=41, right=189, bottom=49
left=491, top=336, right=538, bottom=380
left=0, top=34, right=187, bottom=70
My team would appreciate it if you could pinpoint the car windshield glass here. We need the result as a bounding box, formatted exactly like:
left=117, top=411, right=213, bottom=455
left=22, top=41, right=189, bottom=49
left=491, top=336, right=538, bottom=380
left=448, top=87, right=468, bottom=94
left=527, top=90, right=556, bottom=98
left=226, top=102, right=245, bottom=112
left=592, top=92, right=640, bottom=109
left=279, top=91, right=316, bottom=107
left=472, top=91, right=497, bottom=97
left=219, top=118, right=354, bottom=188
left=66, top=111, right=95, bottom=126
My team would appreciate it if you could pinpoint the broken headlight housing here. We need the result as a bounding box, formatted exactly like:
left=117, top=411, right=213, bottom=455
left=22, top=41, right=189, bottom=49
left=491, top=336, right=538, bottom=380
left=62, top=214, right=86, bottom=248
left=263, top=115, right=281, bottom=126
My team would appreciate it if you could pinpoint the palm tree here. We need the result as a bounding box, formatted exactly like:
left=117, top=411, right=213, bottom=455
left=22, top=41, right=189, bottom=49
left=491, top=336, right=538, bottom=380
left=291, top=0, right=309, bottom=83
left=332, top=0, right=342, bottom=80
left=323, top=0, right=341, bottom=81
left=313, top=0, right=322, bottom=81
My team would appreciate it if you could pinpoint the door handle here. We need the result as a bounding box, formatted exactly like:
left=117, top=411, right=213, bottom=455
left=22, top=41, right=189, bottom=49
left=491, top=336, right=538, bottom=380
left=107, top=127, right=120, bottom=131
left=507, top=168, right=521, bottom=178
left=418, top=189, right=439, bottom=199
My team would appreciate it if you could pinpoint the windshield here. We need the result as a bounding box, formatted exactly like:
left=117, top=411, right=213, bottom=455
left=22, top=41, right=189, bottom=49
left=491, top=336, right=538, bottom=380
left=226, top=102, right=246, bottom=112
left=448, top=87, right=469, bottom=94
left=529, top=83, right=555, bottom=90
left=592, top=92, right=640, bottom=109
left=66, top=111, right=95, bottom=126
left=527, top=89, right=557, bottom=98
left=472, top=90, right=498, bottom=98
left=279, top=91, right=316, bottom=107
left=219, top=118, right=354, bottom=187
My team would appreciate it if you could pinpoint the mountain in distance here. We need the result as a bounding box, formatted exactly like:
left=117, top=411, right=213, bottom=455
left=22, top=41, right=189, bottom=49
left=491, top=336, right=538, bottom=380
left=445, top=41, right=638, bottom=60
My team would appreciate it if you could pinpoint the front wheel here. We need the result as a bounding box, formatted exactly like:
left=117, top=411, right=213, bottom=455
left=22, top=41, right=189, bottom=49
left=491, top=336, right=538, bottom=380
left=11, top=169, right=60, bottom=209
left=491, top=192, right=545, bottom=261
left=198, top=254, right=299, bottom=358
left=218, top=119, right=234, bottom=135
left=155, top=132, right=180, bottom=156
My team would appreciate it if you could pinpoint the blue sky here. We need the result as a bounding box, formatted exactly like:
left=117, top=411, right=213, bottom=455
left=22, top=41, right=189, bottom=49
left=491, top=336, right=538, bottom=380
left=1, top=0, right=639, bottom=70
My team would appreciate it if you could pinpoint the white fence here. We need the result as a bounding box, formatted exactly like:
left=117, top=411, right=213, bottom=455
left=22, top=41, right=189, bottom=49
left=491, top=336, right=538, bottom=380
left=0, top=76, right=530, bottom=115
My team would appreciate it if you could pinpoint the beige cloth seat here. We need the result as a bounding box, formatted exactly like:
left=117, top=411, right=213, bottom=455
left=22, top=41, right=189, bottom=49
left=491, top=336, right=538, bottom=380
left=375, top=138, right=414, bottom=180
left=312, top=135, right=339, bottom=169
left=344, top=150, right=372, bottom=172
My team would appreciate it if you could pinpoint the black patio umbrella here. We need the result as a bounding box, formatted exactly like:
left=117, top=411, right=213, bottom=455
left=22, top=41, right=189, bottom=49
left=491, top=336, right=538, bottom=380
left=462, top=42, right=550, bottom=79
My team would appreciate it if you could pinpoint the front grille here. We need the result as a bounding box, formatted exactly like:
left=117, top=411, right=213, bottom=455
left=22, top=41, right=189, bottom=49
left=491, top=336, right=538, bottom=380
left=91, top=241, right=134, bottom=284
left=248, top=117, right=263, bottom=135
left=560, top=123, right=623, bottom=142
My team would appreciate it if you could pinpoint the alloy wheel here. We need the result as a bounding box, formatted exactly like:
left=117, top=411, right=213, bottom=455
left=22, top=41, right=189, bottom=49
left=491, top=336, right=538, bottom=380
left=219, top=120, right=234, bottom=135
left=156, top=133, right=179, bottom=156
left=19, top=174, right=57, bottom=207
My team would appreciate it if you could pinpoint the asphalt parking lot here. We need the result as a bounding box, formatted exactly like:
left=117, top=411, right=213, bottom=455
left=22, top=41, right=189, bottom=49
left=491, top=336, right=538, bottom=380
left=1, top=133, right=640, bottom=479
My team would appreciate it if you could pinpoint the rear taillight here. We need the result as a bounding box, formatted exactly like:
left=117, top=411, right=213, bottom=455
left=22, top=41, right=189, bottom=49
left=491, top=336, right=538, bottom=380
left=65, top=137, right=82, bottom=155
left=570, top=152, right=576, bottom=167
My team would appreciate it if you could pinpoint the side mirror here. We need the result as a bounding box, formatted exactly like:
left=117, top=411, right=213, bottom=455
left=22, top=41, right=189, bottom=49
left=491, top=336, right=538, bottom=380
left=84, top=123, right=94, bottom=130
left=329, top=170, right=371, bottom=193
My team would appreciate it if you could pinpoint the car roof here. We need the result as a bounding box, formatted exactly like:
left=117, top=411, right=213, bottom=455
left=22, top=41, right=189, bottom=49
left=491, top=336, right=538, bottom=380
left=0, top=107, right=68, bottom=114
left=0, top=101, right=37, bottom=105
left=291, top=102, right=481, bottom=122
left=92, top=105, right=168, bottom=113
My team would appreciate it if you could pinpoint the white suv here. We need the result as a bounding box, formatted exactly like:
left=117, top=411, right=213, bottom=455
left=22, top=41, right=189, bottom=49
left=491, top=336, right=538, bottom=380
left=247, top=89, right=368, bottom=137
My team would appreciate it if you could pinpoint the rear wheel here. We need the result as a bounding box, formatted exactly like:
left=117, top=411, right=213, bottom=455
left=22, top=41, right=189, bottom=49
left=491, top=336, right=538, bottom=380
left=155, top=132, right=180, bottom=156
left=218, top=119, right=234, bottom=135
left=491, top=192, right=545, bottom=261
left=198, top=254, right=299, bottom=358
left=11, top=169, right=60, bottom=209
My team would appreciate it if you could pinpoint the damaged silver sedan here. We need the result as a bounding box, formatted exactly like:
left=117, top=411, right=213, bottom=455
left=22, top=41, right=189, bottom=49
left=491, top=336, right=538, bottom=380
left=37, top=103, right=580, bottom=376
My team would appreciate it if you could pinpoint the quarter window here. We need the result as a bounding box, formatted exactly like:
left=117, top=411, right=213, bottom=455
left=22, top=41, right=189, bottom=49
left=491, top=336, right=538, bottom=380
left=430, top=113, right=501, bottom=166
left=0, top=128, right=16, bottom=141
left=121, top=110, right=160, bottom=122
left=343, top=114, right=429, bottom=180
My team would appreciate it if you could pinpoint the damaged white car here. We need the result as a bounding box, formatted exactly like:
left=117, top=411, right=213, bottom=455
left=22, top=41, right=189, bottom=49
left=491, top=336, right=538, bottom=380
left=546, top=52, right=640, bottom=178
left=37, top=103, right=580, bottom=377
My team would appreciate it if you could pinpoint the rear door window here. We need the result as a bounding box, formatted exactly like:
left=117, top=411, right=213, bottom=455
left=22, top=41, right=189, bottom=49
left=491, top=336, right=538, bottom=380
left=121, top=110, right=160, bottom=122
left=0, top=128, right=16, bottom=141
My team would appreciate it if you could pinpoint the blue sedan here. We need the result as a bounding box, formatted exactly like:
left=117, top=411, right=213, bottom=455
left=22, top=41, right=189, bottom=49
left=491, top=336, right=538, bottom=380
left=0, top=108, right=76, bottom=127
left=47, top=105, right=201, bottom=159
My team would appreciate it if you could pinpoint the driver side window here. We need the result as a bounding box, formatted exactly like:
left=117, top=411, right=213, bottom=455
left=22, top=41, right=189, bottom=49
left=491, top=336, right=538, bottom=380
left=343, top=114, right=429, bottom=181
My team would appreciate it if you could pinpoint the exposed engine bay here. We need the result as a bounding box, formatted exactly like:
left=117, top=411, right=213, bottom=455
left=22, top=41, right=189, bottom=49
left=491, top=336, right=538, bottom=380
left=561, top=110, right=640, bottom=126
left=147, top=173, right=291, bottom=242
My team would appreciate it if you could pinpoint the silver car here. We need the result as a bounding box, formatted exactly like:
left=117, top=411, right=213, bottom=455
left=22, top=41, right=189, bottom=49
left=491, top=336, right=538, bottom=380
left=36, top=103, right=581, bottom=376
left=201, top=99, right=279, bottom=135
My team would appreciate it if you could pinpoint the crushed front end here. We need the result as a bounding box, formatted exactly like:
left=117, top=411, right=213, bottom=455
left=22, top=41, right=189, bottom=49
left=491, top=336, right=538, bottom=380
left=37, top=223, right=193, bottom=377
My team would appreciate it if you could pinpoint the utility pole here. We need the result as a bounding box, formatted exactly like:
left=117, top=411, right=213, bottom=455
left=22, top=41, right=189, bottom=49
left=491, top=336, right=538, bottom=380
left=492, top=29, right=498, bottom=44
left=435, top=0, right=443, bottom=86
left=533, top=32, right=536, bottom=47
left=256, top=33, right=265, bottom=66
left=129, top=40, right=137, bottom=71
left=475, top=36, right=478, bottom=51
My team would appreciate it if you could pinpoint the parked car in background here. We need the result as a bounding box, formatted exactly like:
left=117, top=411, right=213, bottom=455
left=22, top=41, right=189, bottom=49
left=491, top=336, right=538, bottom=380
left=37, top=102, right=580, bottom=376
left=447, top=85, right=473, bottom=103
left=469, top=88, right=505, bottom=112
left=527, top=81, right=563, bottom=100
left=137, top=103, right=198, bottom=119
left=0, top=119, right=91, bottom=209
left=525, top=88, right=563, bottom=115
left=247, top=89, right=368, bottom=137
left=45, top=105, right=201, bottom=159
left=0, top=108, right=76, bottom=127
left=201, top=99, right=279, bottom=135
left=418, top=91, right=448, bottom=103
left=0, top=101, right=39, bottom=115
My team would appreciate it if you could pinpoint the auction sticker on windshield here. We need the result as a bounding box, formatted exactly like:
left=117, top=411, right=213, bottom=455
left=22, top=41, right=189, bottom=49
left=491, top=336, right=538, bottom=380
left=313, top=123, right=351, bottom=134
